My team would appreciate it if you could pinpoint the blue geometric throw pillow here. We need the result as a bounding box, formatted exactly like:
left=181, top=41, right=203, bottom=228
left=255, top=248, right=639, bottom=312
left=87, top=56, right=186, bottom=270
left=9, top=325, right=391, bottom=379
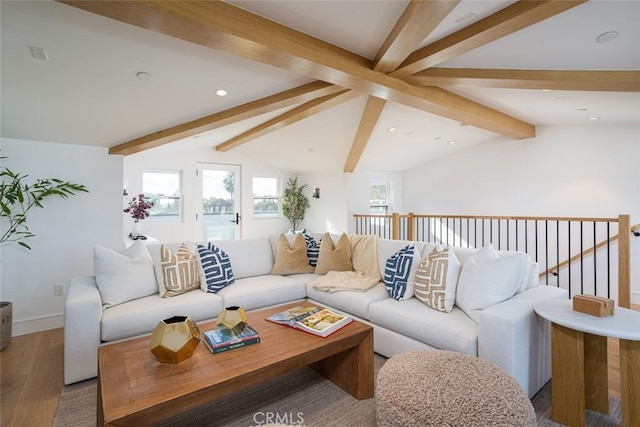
left=384, top=244, right=420, bottom=301
left=303, top=233, right=323, bottom=267
left=197, top=243, right=234, bottom=293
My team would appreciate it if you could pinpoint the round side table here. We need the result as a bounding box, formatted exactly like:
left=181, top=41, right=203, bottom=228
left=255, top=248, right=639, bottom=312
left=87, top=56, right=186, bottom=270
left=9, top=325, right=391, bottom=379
left=534, top=299, right=640, bottom=427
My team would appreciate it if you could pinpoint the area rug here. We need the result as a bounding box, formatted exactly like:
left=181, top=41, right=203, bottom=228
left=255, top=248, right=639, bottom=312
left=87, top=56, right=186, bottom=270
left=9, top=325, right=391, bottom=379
left=54, top=354, right=622, bottom=426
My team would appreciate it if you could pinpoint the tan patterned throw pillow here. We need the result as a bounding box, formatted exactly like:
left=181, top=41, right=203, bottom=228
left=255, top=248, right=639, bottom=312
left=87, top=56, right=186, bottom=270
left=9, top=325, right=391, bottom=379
left=414, top=246, right=461, bottom=312
left=160, top=243, right=200, bottom=297
left=270, top=233, right=314, bottom=275
left=314, top=233, right=354, bottom=275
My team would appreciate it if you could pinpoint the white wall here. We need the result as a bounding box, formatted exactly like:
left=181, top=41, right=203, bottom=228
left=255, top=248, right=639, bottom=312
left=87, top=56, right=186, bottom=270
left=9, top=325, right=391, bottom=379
left=0, top=138, right=122, bottom=335
left=297, top=172, right=349, bottom=234
left=403, top=125, right=640, bottom=302
left=293, top=169, right=404, bottom=235
left=123, top=145, right=292, bottom=242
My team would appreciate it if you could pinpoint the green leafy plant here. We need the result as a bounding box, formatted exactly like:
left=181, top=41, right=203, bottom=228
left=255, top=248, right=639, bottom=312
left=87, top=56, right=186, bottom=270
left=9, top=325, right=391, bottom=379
left=282, top=177, right=310, bottom=231
left=0, top=159, right=88, bottom=249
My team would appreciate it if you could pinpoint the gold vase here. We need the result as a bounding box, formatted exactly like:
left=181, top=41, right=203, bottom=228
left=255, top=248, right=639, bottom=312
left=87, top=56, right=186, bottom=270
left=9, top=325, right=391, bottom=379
left=150, top=315, right=200, bottom=364
left=216, top=306, right=248, bottom=336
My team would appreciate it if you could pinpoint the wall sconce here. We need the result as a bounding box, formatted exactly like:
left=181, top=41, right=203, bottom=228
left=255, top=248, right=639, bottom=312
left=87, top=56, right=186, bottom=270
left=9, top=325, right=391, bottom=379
left=312, top=187, right=320, bottom=199
left=123, top=187, right=129, bottom=196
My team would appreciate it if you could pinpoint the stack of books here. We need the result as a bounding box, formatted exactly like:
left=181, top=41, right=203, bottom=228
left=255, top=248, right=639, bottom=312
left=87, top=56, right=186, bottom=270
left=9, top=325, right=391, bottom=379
left=203, top=324, right=260, bottom=354
left=266, top=305, right=352, bottom=337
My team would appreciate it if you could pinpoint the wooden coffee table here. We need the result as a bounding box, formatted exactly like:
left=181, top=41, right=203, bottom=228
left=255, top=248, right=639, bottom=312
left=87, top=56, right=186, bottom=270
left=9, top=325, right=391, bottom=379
left=97, top=302, right=374, bottom=426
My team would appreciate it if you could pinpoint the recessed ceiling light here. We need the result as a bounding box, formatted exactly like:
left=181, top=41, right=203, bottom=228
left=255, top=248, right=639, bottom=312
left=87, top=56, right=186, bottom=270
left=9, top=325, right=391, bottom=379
left=576, top=108, right=588, bottom=112
left=136, top=72, right=151, bottom=80
left=387, top=127, right=397, bottom=132
left=447, top=140, right=456, bottom=145
left=434, top=136, right=442, bottom=140
left=587, top=117, right=601, bottom=121
left=541, top=89, right=553, bottom=92
left=307, top=148, right=315, bottom=152
left=596, top=31, right=618, bottom=43
left=215, top=89, right=228, bottom=97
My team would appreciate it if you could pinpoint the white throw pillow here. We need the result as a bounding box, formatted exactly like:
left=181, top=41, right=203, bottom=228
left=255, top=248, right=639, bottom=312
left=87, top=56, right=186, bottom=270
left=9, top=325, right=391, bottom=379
left=471, top=243, right=500, bottom=263
left=456, top=252, right=529, bottom=322
left=94, top=242, right=157, bottom=308
left=523, top=262, right=540, bottom=291
left=414, top=245, right=462, bottom=312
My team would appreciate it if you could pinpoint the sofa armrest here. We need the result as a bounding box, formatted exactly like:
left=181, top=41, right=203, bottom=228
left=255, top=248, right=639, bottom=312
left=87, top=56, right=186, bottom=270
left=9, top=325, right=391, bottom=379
left=478, top=285, right=567, bottom=398
left=64, top=276, right=103, bottom=385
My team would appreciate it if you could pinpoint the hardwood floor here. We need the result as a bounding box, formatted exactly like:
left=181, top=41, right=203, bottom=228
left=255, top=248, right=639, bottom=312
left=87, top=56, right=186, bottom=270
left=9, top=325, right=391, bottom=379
left=0, top=307, right=636, bottom=426
left=1, top=328, right=64, bottom=427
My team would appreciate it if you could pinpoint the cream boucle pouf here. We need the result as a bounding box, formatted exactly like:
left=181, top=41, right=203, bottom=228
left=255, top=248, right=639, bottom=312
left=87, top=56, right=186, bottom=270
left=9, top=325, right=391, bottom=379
left=376, top=350, right=536, bottom=427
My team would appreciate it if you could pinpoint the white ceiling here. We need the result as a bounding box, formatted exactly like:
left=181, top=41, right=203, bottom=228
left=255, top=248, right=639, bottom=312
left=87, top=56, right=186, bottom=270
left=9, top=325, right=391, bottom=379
left=2, top=0, right=639, bottom=173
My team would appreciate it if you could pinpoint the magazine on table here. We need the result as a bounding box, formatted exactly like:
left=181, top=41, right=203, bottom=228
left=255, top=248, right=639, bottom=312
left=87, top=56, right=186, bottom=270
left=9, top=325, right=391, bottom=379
left=266, top=305, right=352, bottom=337
left=203, top=324, right=260, bottom=354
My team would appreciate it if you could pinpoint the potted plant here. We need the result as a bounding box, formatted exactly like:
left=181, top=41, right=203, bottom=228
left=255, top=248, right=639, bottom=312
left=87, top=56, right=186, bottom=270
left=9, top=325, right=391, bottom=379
left=123, top=193, right=154, bottom=238
left=0, top=158, right=88, bottom=350
left=282, top=177, right=310, bottom=232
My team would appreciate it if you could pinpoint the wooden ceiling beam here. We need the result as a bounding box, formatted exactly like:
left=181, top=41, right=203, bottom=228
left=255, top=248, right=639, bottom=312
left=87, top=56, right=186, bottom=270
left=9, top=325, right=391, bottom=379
left=61, top=0, right=536, bottom=143
left=216, top=90, right=358, bottom=152
left=374, top=0, right=460, bottom=73
left=107, top=81, right=343, bottom=156
left=344, top=97, right=387, bottom=173
left=351, top=1, right=457, bottom=172
left=406, top=68, right=640, bottom=92
left=391, top=0, right=587, bottom=79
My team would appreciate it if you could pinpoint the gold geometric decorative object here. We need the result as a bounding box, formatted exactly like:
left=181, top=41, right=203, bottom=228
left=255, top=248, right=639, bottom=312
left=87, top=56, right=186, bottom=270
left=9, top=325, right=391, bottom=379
left=150, top=315, right=201, bottom=364
left=216, top=306, right=248, bottom=336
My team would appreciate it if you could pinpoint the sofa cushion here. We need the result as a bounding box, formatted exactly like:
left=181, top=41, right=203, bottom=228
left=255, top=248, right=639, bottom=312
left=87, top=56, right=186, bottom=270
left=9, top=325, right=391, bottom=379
left=101, top=290, right=223, bottom=341
left=456, top=252, right=529, bottom=322
left=270, top=234, right=314, bottom=275
left=452, top=245, right=535, bottom=293
left=314, top=233, right=353, bottom=274
left=303, top=233, right=322, bottom=267
left=376, top=239, right=431, bottom=278
left=211, top=238, right=274, bottom=279
left=159, top=243, right=200, bottom=297
left=383, top=244, right=421, bottom=301
left=414, top=246, right=461, bottom=312
left=197, top=242, right=235, bottom=293
left=94, top=242, right=157, bottom=308
left=306, top=282, right=390, bottom=320
left=368, top=298, right=478, bottom=356
left=215, top=275, right=307, bottom=311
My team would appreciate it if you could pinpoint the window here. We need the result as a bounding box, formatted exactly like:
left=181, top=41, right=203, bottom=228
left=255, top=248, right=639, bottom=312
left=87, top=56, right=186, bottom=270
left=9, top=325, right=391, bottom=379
left=253, top=175, right=280, bottom=218
left=370, top=182, right=390, bottom=214
left=142, top=170, right=182, bottom=222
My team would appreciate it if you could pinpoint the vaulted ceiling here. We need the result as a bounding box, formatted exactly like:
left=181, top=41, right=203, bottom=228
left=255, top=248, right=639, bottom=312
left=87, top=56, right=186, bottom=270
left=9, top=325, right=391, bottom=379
left=2, top=1, right=639, bottom=173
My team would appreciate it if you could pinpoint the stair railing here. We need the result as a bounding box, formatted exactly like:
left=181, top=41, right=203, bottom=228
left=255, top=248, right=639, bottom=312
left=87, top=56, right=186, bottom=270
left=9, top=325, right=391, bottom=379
left=353, top=213, right=635, bottom=308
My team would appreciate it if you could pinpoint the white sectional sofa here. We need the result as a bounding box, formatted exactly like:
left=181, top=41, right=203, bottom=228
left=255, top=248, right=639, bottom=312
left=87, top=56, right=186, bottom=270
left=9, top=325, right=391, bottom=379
left=64, top=234, right=567, bottom=398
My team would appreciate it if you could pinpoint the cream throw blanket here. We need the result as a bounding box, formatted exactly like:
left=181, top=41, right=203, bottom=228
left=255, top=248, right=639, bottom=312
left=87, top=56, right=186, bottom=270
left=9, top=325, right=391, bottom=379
left=311, top=234, right=380, bottom=292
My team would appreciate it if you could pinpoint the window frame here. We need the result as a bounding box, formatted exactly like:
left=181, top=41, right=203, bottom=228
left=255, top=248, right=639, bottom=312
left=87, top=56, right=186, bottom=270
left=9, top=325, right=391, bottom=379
left=141, top=169, right=183, bottom=222
left=369, top=181, right=390, bottom=215
left=252, top=174, right=282, bottom=219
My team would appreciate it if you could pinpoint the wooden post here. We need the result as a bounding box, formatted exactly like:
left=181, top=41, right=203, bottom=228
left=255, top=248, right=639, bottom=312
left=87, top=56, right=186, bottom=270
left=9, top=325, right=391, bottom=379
left=618, top=214, right=631, bottom=308
left=391, top=213, right=400, bottom=240
left=407, top=212, right=416, bottom=241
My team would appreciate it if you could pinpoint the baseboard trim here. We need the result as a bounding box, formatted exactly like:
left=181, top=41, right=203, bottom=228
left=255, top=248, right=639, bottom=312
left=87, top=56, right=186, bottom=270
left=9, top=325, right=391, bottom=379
left=12, top=313, right=63, bottom=336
